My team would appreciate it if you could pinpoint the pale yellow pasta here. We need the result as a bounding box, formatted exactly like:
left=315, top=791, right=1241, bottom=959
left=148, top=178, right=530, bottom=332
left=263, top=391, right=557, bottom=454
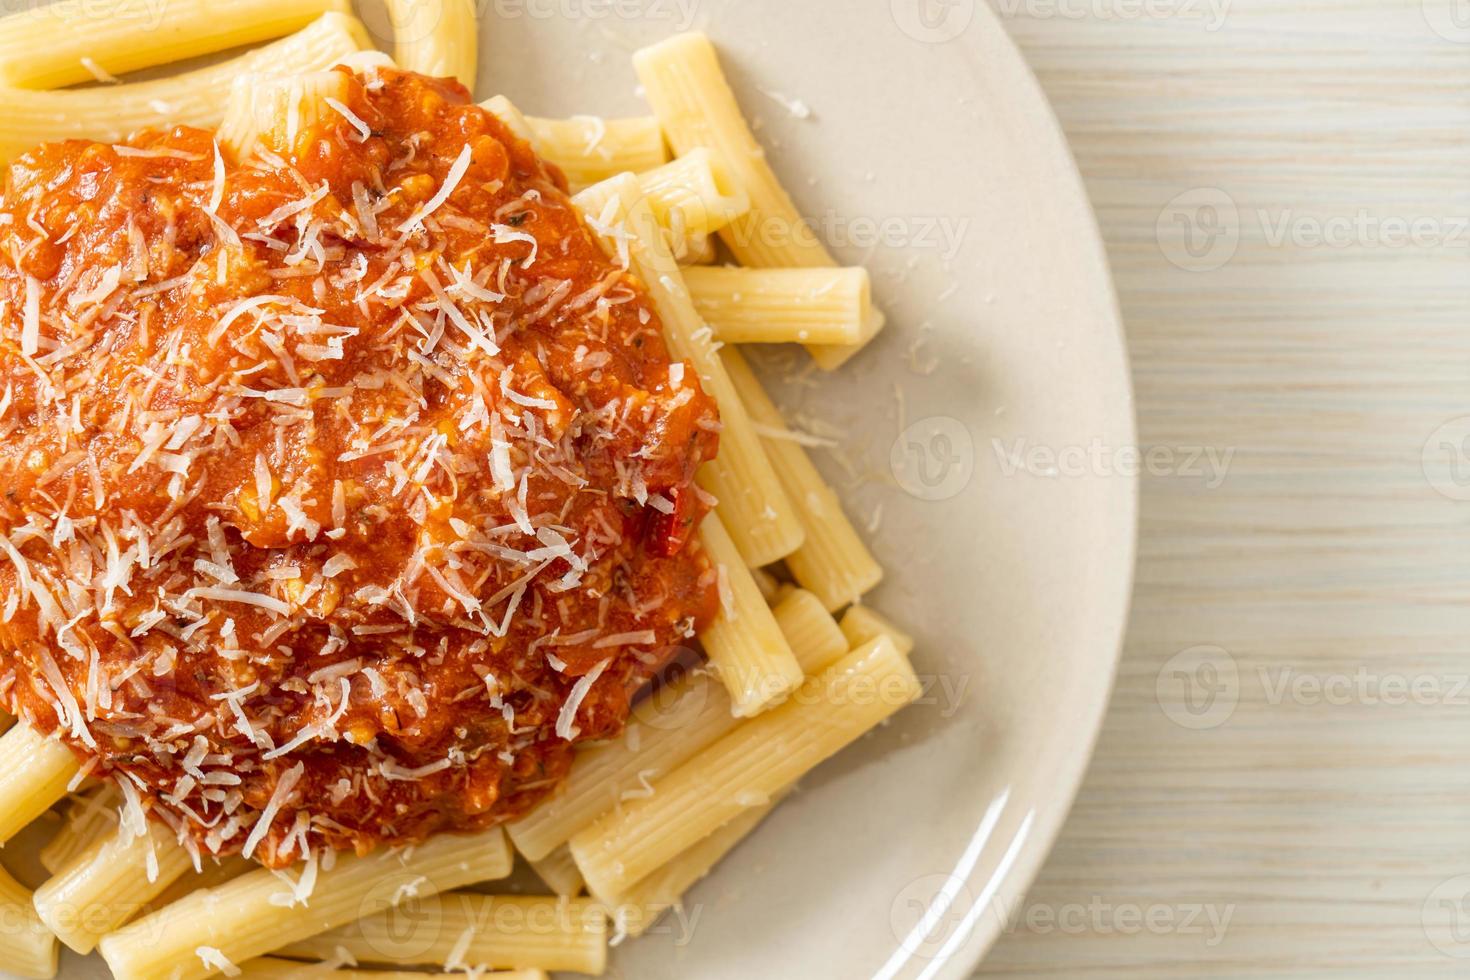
left=0, top=861, right=58, bottom=980
left=722, top=347, right=883, bottom=611
left=697, top=511, right=804, bottom=716
left=481, top=95, right=538, bottom=144
left=507, top=670, right=741, bottom=862
left=678, top=230, right=719, bottom=266
left=276, top=894, right=606, bottom=975
left=751, top=565, right=781, bottom=603
left=0, top=723, right=81, bottom=845
left=38, top=783, right=121, bottom=875
left=34, top=820, right=194, bottom=954
left=97, top=828, right=512, bottom=980
left=146, top=855, right=256, bottom=914
left=385, top=0, right=478, bottom=90
left=0, top=12, right=369, bottom=164
left=527, top=845, right=586, bottom=897
left=509, top=576, right=848, bottom=861
left=607, top=794, right=782, bottom=939
left=573, top=173, right=804, bottom=567
left=570, top=637, right=919, bottom=898
left=683, top=266, right=869, bottom=346
left=527, top=115, right=669, bottom=191
left=633, top=32, right=885, bottom=369
left=219, top=69, right=353, bottom=162
left=240, top=959, right=545, bottom=980
left=771, top=588, right=848, bottom=675
left=634, top=148, right=750, bottom=251
left=841, top=604, right=917, bottom=657
left=0, top=0, right=349, bottom=90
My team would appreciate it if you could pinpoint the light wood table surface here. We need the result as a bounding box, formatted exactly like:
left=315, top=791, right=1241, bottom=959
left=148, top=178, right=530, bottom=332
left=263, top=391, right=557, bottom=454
left=978, top=1, right=1470, bottom=976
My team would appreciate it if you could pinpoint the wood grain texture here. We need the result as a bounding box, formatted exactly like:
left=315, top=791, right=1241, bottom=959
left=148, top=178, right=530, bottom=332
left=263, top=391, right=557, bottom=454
left=979, top=1, right=1470, bottom=976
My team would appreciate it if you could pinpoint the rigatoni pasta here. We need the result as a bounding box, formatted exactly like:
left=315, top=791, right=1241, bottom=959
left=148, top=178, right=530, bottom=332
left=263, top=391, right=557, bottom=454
left=0, top=0, right=350, bottom=90
left=526, top=845, right=586, bottom=897
left=0, top=863, right=58, bottom=980
left=570, top=637, right=920, bottom=899
left=34, top=820, right=195, bottom=954
left=219, top=69, right=354, bottom=161
left=0, top=722, right=81, bottom=845
left=38, top=784, right=121, bottom=875
left=696, top=511, right=805, bottom=716
left=97, top=829, right=513, bottom=980
left=528, top=115, right=669, bottom=191
left=841, top=605, right=917, bottom=657
left=683, top=266, right=870, bottom=346
left=573, top=174, right=806, bottom=568
left=239, top=960, right=546, bottom=980
left=384, top=0, right=478, bottom=89
left=633, top=32, right=887, bottom=369
left=722, top=347, right=884, bottom=612
left=0, top=12, right=369, bottom=164
left=276, top=894, right=607, bottom=975
left=607, top=793, right=783, bottom=939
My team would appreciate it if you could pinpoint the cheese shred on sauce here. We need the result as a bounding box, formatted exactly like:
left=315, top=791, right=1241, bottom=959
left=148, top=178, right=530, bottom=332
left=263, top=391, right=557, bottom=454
left=0, top=69, right=719, bottom=867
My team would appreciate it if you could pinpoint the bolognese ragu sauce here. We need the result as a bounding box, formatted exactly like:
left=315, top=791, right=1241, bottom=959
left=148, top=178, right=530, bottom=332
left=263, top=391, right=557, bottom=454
left=0, top=67, right=720, bottom=867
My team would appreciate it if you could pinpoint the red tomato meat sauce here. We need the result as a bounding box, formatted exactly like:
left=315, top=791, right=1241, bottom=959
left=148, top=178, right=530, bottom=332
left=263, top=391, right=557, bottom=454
left=0, top=67, right=721, bottom=867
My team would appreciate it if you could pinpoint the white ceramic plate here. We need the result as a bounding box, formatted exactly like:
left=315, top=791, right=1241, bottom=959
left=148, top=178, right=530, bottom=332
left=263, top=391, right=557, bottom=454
left=41, top=3, right=1136, bottom=977
left=463, top=3, right=1136, bottom=977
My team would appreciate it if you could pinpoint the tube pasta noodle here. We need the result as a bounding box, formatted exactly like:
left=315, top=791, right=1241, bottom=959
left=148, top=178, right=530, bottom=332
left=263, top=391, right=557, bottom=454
left=570, top=636, right=920, bottom=899
left=481, top=95, right=539, bottom=144
left=38, top=783, right=121, bottom=875
left=635, top=151, right=749, bottom=264
left=750, top=565, right=781, bottom=603
left=34, top=820, right=194, bottom=954
left=0, top=862, right=58, bottom=980
left=276, top=894, right=607, bottom=975
left=219, top=70, right=354, bottom=162
left=240, top=960, right=546, bottom=980
left=507, top=669, right=742, bottom=862
left=771, top=589, right=848, bottom=675
left=0, top=0, right=350, bottom=90
left=527, top=845, right=586, bottom=897
left=573, top=174, right=805, bottom=567
left=508, top=580, right=845, bottom=862
left=146, top=855, right=256, bottom=915
left=0, top=19, right=923, bottom=977
left=97, top=828, right=513, bottom=980
left=633, top=32, right=886, bottom=369
left=841, top=605, right=917, bottom=657
left=678, top=231, right=719, bottom=266
left=385, top=0, right=479, bottom=90
left=722, top=347, right=884, bottom=612
left=0, top=723, right=81, bottom=846
left=527, top=116, right=669, bottom=191
left=683, top=266, right=870, bottom=346
left=608, top=793, right=783, bottom=939
left=697, top=511, right=804, bottom=715
left=0, top=12, right=370, bottom=165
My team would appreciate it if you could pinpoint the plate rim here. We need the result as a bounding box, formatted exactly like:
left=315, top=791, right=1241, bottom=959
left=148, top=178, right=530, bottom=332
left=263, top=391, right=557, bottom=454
left=931, top=4, right=1139, bottom=976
